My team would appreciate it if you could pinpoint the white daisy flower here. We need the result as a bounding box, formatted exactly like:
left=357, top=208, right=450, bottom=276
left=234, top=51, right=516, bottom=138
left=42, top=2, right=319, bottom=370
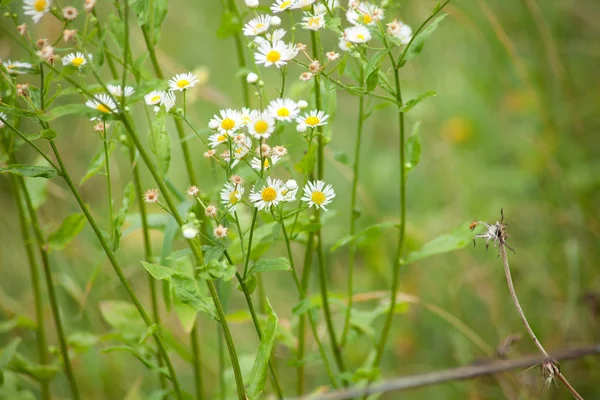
left=0, top=112, right=7, bottom=129
left=339, top=38, right=354, bottom=52
left=344, top=26, right=372, bottom=44
left=23, top=0, right=51, bottom=24
left=387, top=19, right=412, bottom=45
left=220, top=182, right=245, bottom=212
left=168, top=72, right=198, bottom=91
left=296, top=110, right=329, bottom=128
left=267, top=98, right=299, bottom=122
left=144, top=90, right=164, bottom=105
left=301, top=180, right=335, bottom=211
left=346, top=2, right=383, bottom=26
left=271, top=0, right=294, bottom=13
left=239, top=107, right=253, bottom=126
left=107, top=84, right=135, bottom=97
left=250, top=155, right=280, bottom=171
left=233, top=135, right=252, bottom=160
left=291, top=0, right=316, bottom=9
left=2, top=60, right=33, bottom=75
left=250, top=177, right=284, bottom=211
left=302, top=12, right=325, bottom=30
left=160, top=91, right=176, bottom=111
left=281, top=179, right=298, bottom=202
left=85, top=93, right=118, bottom=116
left=209, top=109, right=243, bottom=135
left=248, top=111, right=276, bottom=139
left=62, top=52, right=92, bottom=68
left=208, top=132, right=229, bottom=148
left=255, top=40, right=297, bottom=68
left=243, top=15, right=272, bottom=37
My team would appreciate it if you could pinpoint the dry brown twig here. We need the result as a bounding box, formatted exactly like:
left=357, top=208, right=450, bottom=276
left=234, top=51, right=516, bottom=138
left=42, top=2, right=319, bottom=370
left=473, top=209, right=584, bottom=399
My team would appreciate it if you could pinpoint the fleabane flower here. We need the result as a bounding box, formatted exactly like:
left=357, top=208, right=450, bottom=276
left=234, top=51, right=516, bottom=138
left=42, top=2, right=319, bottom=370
left=302, top=12, right=325, bottom=31
left=344, top=26, right=372, bottom=44
left=248, top=111, right=276, bottom=139
left=296, top=110, right=329, bottom=128
left=346, top=2, right=383, bottom=26
left=2, top=60, right=33, bottom=75
left=62, top=6, right=78, bottom=20
left=208, top=132, right=229, bottom=148
left=250, top=155, right=280, bottom=171
left=209, top=109, right=243, bottom=135
left=387, top=19, right=412, bottom=45
left=220, top=182, right=245, bottom=212
left=23, top=0, right=51, bottom=24
left=339, top=38, right=354, bottom=52
left=160, top=91, right=176, bottom=112
left=291, top=0, right=316, bottom=9
left=250, top=177, right=284, bottom=211
left=233, top=135, right=252, bottom=160
left=107, top=84, right=135, bottom=98
left=243, top=15, right=272, bottom=36
left=143, top=189, right=159, bottom=203
left=168, top=72, right=198, bottom=91
left=271, top=0, right=294, bottom=13
left=62, top=52, right=92, bottom=68
left=301, top=180, right=335, bottom=211
left=213, top=225, right=229, bottom=239
left=267, top=98, right=299, bottom=122
left=144, top=90, right=164, bottom=106
left=281, top=179, right=298, bottom=202
left=255, top=40, right=297, bottom=68
left=85, top=94, right=118, bottom=117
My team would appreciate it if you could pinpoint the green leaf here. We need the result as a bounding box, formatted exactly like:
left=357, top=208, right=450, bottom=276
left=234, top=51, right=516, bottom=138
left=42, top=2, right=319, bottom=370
left=79, top=140, right=116, bottom=185
left=151, top=0, right=169, bottom=44
left=130, top=0, right=149, bottom=26
left=40, top=104, right=98, bottom=121
left=217, top=11, right=242, bottom=39
left=325, top=17, right=342, bottom=32
left=202, top=245, right=225, bottom=263
left=197, top=259, right=237, bottom=281
left=149, top=108, right=171, bottom=177
left=99, top=300, right=146, bottom=336
left=46, top=213, right=86, bottom=251
left=246, top=298, right=278, bottom=400
left=248, top=257, right=291, bottom=276
left=404, top=223, right=473, bottom=264
left=113, top=183, right=135, bottom=251
left=405, top=122, right=421, bottom=171
left=333, top=151, right=349, bottom=165
left=141, top=262, right=219, bottom=321
left=24, top=177, right=48, bottom=210
left=365, top=51, right=386, bottom=77
left=0, top=164, right=60, bottom=179
left=7, top=353, right=60, bottom=382
left=139, top=323, right=157, bottom=344
left=0, top=105, right=38, bottom=119
left=399, top=90, right=438, bottom=113
left=0, top=338, right=21, bottom=370
left=330, top=221, right=398, bottom=252
left=365, top=67, right=380, bottom=93
left=27, top=128, right=56, bottom=141
left=403, top=14, right=448, bottom=64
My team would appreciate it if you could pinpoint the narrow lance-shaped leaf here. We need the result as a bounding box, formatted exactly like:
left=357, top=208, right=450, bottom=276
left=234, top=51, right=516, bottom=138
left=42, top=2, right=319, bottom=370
left=113, top=182, right=135, bottom=251
left=248, top=257, right=291, bottom=275
left=399, top=90, right=438, bottom=113
left=80, top=140, right=116, bottom=185
left=47, top=213, right=86, bottom=252
left=404, top=223, right=474, bottom=265
left=246, top=298, right=278, bottom=400
left=405, top=122, right=422, bottom=172
left=0, top=164, right=60, bottom=179
left=149, top=107, right=171, bottom=177
left=402, top=13, right=448, bottom=65
left=0, top=338, right=21, bottom=370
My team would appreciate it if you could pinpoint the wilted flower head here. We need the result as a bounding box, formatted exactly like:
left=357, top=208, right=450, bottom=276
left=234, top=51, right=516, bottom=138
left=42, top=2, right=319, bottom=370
left=17, top=23, right=27, bottom=36
left=472, top=209, right=514, bottom=253
left=213, top=225, right=229, bottom=239
left=299, top=71, right=313, bottom=81
left=63, top=29, right=77, bottom=42
left=62, top=6, right=78, bottom=20
left=84, top=0, right=97, bottom=13
left=143, top=189, right=159, bottom=203
left=187, top=185, right=200, bottom=197
left=205, top=205, right=217, bottom=218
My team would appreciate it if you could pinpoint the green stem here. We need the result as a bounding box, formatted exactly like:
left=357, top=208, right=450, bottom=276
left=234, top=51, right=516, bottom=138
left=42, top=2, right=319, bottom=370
left=10, top=177, right=50, bottom=400
left=242, top=208, right=259, bottom=279
left=225, top=0, right=250, bottom=106
left=341, top=83, right=365, bottom=348
left=190, top=324, right=205, bottom=400
left=19, top=177, right=82, bottom=400
left=102, top=129, right=114, bottom=241
left=47, top=139, right=184, bottom=399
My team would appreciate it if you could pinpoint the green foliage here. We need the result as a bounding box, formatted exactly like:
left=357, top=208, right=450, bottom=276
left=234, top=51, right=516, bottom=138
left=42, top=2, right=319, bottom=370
left=399, top=90, right=438, bottom=113
left=331, top=221, right=398, bottom=252
left=248, top=257, right=291, bottom=275
left=0, top=338, right=21, bottom=370
left=47, top=213, right=86, bottom=251
left=0, top=164, right=60, bottom=179
left=112, top=182, right=135, bottom=251
left=405, top=122, right=421, bottom=171
left=100, top=300, right=146, bottom=337
left=149, top=107, right=171, bottom=177
left=404, top=224, right=474, bottom=265
left=401, top=13, right=448, bottom=65
left=246, top=298, right=278, bottom=400
left=80, top=140, right=116, bottom=185
left=217, top=11, right=242, bottom=39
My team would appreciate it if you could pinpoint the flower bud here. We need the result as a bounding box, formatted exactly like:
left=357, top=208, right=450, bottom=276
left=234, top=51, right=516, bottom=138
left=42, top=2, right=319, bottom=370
left=246, top=72, right=258, bottom=84
left=271, top=16, right=282, bottom=26
left=245, top=0, right=259, bottom=7
left=297, top=100, right=308, bottom=109
left=296, top=124, right=307, bottom=133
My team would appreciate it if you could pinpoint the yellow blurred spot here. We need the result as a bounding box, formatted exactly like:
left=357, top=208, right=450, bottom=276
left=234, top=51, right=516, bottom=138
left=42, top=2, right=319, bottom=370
left=442, top=117, right=473, bottom=143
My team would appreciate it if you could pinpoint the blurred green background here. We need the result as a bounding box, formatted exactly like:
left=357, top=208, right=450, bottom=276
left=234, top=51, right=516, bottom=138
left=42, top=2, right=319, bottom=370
left=1, top=0, right=599, bottom=398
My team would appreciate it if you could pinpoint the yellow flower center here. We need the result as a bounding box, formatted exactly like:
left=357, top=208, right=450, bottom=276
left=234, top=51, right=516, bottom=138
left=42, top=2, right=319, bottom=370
left=150, top=95, right=161, bottom=103
left=263, top=158, right=270, bottom=168
left=277, top=108, right=290, bottom=117
left=7, top=65, right=15, bottom=69
left=280, top=1, right=291, bottom=9
left=177, top=79, right=190, bottom=88
left=217, top=135, right=227, bottom=142
left=305, top=116, right=320, bottom=126
left=96, top=104, right=110, bottom=113
left=308, top=17, right=320, bottom=27
left=256, top=23, right=265, bottom=30
left=357, top=34, right=365, bottom=41
left=311, top=191, right=326, bottom=205
left=362, top=14, right=373, bottom=24
left=229, top=190, right=239, bottom=204
left=266, top=50, right=281, bottom=63
left=71, top=57, right=85, bottom=67
left=254, top=120, right=269, bottom=134
left=34, top=0, right=46, bottom=12
left=221, top=118, right=235, bottom=130
left=261, top=187, right=277, bottom=202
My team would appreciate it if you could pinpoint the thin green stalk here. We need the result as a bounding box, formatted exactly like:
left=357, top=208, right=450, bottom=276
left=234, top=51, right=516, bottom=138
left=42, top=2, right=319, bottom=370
left=10, top=176, right=50, bottom=400
left=242, top=208, right=259, bottom=279
left=19, top=178, right=82, bottom=400
left=310, top=30, right=346, bottom=378
left=225, top=0, right=250, bottom=106
left=190, top=324, right=205, bottom=400
left=297, top=232, right=314, bottom=394
left=102, top=127, right=114, bottom=241
left=46, top=139, right=184, bottom=399
left=118, top=117, right=246, bottom=400
left=341, top=85, right=365, bottom=348
left=278, top=215, right=338, bottom=392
